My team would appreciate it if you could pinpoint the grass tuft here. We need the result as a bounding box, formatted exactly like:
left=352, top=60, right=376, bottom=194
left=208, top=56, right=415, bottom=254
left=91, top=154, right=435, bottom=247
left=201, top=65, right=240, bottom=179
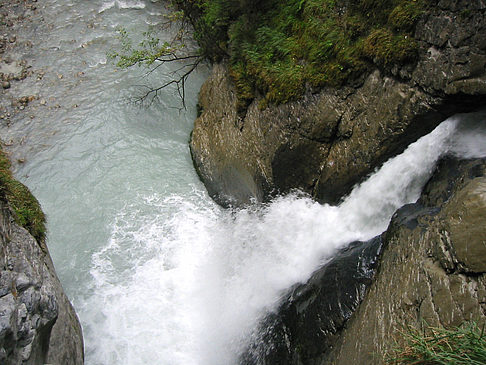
left=386, top=322, right=486, bottom=365
left=177, top=0, right=425, bottom=106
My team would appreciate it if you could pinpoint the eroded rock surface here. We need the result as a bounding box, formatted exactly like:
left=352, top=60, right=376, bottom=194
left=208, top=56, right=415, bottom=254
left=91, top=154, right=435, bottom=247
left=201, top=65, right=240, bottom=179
left=241, top=237, right=384, bottom=365
left=241, top=157, right=486, bottom=364
left=0, top=199, right=83, bottom=364
left=190, top=0, right=486, bottom=207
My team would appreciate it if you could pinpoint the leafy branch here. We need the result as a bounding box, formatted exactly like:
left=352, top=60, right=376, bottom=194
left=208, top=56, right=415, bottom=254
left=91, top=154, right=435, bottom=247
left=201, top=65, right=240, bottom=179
left=108, top=9, right=204, bottom=108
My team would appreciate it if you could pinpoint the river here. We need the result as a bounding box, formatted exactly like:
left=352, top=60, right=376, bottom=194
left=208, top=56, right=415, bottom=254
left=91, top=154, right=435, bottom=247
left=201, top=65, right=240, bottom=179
left=2, top=0, right=486, bottom=364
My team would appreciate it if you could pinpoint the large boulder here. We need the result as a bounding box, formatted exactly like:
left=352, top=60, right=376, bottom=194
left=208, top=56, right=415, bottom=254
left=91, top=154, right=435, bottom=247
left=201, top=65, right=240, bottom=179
left=241, top=237, right=384, bottom=365
left=190, top=0, right=486, bottom=207
left=0, top=199, right=84, bottom=364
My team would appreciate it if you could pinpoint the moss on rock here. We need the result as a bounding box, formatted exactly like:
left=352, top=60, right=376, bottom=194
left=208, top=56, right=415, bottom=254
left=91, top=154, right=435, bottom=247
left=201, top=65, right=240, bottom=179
left=177, top=0, right=424, bottom=106
left=0, top=147, right=46, bottom=243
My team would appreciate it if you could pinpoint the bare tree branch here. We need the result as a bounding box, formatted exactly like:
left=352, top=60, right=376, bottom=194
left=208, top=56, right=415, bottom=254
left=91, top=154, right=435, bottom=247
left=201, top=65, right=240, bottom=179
left=133, top=57, right=202, bottom=109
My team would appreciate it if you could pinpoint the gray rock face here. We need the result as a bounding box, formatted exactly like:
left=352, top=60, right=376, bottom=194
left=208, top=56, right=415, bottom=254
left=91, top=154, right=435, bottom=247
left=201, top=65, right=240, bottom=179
left=190, top=0, right=486, bottom=207
left=0, top=199, right=83, bottom=364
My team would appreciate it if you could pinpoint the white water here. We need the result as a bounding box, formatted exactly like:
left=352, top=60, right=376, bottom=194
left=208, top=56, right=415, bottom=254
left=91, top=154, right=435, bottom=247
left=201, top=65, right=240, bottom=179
left=3, top=1, right=486, bottom=364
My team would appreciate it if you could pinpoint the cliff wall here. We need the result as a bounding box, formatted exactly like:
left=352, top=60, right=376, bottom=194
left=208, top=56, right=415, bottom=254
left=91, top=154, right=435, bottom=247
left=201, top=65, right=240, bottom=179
left=190, top=0, right=486, bottom=207
left=240, top=157, right=486, bottom=364
left=189, top=0, right=486, bottom=363
left=328, top=157, right=486, bottom=364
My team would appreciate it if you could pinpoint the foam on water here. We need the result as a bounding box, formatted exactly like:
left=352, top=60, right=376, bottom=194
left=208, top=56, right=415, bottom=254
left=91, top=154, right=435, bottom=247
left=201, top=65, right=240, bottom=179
left=77, top=111, right=486, bottom=365
left=99, top=1, right=116, bottom=12
left=99, top=0, right=146, bottom=12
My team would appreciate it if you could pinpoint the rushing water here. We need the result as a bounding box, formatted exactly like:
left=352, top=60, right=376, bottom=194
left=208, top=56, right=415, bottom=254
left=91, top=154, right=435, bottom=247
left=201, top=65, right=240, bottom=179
left=3, top=1, right=486, bottom=364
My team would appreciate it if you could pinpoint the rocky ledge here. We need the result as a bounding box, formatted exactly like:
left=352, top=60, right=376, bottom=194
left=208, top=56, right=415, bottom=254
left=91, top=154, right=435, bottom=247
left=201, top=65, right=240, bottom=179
left=190, top=0, right=486, bottom=207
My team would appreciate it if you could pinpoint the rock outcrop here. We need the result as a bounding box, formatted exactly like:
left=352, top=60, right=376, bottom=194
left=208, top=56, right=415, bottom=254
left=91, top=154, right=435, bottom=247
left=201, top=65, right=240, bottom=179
left=328, top=157, right=486, bottom=364
left=241, top=157, right=486, bottom=364
left=0, top=198, right=84, bottom=364
left=189, top=0, right=486, bottom=362
left=190, top=0, right=486, bottom=207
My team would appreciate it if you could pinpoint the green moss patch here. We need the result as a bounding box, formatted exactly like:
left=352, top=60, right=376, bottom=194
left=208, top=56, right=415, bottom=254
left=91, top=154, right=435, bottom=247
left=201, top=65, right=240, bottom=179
left=363, top=29, right=418, bottom=67
left=0, top=148, right=46, bottom=243
left=176, top=0, right=424, bottom=106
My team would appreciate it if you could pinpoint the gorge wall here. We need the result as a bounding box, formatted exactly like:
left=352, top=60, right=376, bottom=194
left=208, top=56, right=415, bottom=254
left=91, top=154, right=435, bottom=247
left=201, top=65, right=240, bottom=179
left=326, top=157, right=486, bottom=364
left=190, top=0, right=486, bottom=207
left=240, top=157, right=486, bottom=364
left=0, top=191, right=84, bottom=363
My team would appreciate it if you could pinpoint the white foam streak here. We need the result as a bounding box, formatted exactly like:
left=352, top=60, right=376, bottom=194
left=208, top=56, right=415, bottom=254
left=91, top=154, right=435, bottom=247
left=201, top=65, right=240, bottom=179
left=80, top=111, right=486, bottom=365
left=99, top=0, right=146, bottom=13
left=99, top=1, right=115, bottom=13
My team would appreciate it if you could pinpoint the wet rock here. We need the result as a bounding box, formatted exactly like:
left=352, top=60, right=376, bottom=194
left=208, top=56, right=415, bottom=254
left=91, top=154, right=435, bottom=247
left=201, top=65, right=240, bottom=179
left=0, top=61, right=23, bottom=81
left=441, top=178, right=486, bottom=273
left=1, top=81, right=9, bottom=89
left=15, top=95, right=36, bottom=107
left=241, top=237, right=384, bottom=365
left=0, top=194, right=84, bottom=363
left=240, top=157, right=486, bottom=364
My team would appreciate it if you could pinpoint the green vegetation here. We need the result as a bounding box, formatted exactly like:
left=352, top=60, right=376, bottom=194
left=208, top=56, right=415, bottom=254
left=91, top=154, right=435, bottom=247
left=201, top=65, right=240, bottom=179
left=174, top=0, right=424, bottom=106
left=108, top=13, right=202, bottom=106
left=386, top=322, right=486, bottom=364
left=108, top=26, right=186, bottom=68
left=111, top=0, right=424, bottom=107
left=0, top=148, right=46, bottom=243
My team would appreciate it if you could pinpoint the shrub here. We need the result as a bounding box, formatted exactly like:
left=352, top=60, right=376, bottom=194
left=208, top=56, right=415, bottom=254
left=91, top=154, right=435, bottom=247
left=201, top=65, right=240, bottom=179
left=134, top=0, right=423, bottom=107
left=184, top=0, right=424, bottom=106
